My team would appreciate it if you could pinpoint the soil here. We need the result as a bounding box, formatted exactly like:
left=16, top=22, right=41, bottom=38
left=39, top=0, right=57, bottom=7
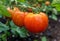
left=46, top=15, right=60, bottom=41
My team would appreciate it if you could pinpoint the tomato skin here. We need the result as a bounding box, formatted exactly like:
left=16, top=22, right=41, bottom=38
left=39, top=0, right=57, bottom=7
left=12, top=11, right=28, bottom=27
left=39, top=12, right=48, bottom=30
left=24, top=13, right=48, bottom=33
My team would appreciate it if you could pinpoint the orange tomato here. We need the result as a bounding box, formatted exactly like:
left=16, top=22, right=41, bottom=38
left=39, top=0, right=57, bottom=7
left=12, top=11, right=28, bottom=27
left=24, top=12, right=48, bottom=33
left=45, top=1, right=50, bottom=6
left=7, top=7, right=28, bottom=27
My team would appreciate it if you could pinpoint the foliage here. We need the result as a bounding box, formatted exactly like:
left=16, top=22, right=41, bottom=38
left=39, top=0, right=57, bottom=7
left=0, top=22, right=9, bottom=32
left=0, top=3, right=11, bottom=17
left=0, top=0, right=59, bottom=41
left=51, top=0, right=60, bottom=11
left=10, top=21, right=28, bottom=38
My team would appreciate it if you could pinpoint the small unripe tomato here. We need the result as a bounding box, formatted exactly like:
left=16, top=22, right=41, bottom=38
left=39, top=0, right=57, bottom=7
left=45, top=1, right=50, bottom=6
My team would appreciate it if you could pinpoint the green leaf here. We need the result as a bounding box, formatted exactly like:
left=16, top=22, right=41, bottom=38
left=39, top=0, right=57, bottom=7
left=1, top=34, right=7, bottom=41
left=52, top=8, right=58, bottom=15
left=41, top=36, right=47, bottom=41
left=52, top=4, right=60, bottom=11
left=0, top=22, right=9, bottom=32
left=0, top=4, right=11, bottom=17
left=34, top=39, right=38, bottom=41
left=17, top=0, right=25, bottom=3
left=18, top=27, right=28, bottom=38
left=51, top=0, right=60, bottom=11
left=51, top=14, right=57, bottom=21
left=10, top=21, right=28, bottom=38
left=0, top=14, right=2, bottom=18
left=52, top=0, right=60, bottom=4
left=10, top=21, right=20, bottom=34
left=49, top=14, right=57, bottom=21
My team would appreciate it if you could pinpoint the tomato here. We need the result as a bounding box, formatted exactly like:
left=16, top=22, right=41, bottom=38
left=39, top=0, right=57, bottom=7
left=12, top=11, right=28, bottom=27
left=39, top=12, right=48, bottom=31
left=24, top=13, right=48, bottom=33
left=7, top=7, right=28, bottom=27
left=45, top=1, right=50, bottom=6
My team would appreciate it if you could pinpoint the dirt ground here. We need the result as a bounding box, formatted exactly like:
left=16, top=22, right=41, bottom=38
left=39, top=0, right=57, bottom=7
left=47, top=15, right=60, bottom=41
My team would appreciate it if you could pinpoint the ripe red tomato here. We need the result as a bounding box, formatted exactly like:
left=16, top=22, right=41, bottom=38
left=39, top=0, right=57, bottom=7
left=39, top=12, right=48, bottom=29
left=12, top=11, right=28, bottom=27
left=24, top=13, right=48, bottom=33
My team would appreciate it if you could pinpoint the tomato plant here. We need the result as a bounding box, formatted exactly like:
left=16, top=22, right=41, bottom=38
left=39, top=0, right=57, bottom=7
left=45, top=1, right=50, bottom=6
left=0, top=0, right=59, bottom=41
